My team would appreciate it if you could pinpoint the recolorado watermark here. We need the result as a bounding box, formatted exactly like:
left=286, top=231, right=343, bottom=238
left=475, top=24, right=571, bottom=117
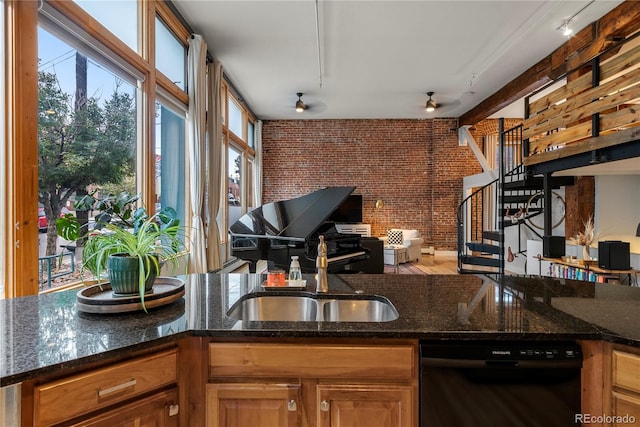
left=576, top=413, right=636, bottom=424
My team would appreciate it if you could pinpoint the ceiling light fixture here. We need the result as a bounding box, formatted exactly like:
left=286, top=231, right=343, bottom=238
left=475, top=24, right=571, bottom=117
left=557, top=0, right=595, bottom=38
left=425, top=92, right=437, bottom=112
left=295, top=92, right=305, bottom=112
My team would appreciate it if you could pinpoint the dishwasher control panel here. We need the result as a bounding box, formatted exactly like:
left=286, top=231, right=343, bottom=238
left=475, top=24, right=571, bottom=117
left=420, top=340, right=582, bottom=362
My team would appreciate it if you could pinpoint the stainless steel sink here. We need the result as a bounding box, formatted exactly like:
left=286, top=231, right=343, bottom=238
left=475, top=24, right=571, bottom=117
left=322, top=298, right=399, bottom=322
left=226, top=294, right=398, bottom=322
left=226, top=295, right=318, bottom=322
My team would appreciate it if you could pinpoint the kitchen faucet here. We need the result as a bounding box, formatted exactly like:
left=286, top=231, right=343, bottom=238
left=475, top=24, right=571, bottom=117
left=316, top=235, right=328, bottom=293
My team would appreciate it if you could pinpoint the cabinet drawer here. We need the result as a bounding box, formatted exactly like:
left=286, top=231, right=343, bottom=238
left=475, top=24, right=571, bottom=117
left=613, top=350, right=640, bottom=394
left=209, top=343, right=415, bottom=380
left=69, top=388, right=179, bottom=427
left=34, top=349, right=177, bottom=426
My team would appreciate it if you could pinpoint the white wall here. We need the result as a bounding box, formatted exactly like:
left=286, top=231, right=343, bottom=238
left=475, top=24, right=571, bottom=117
left=595, top=175, right=640, bottom=257
left=509, top=175, right=640, bottom=273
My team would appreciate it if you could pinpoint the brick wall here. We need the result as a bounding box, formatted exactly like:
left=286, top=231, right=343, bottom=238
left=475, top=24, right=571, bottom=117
left=261, top=118, right=481, bottom=251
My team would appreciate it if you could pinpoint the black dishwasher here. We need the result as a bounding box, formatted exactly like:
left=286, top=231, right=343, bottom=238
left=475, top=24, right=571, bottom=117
left=420, top=341, right=582, bottom=427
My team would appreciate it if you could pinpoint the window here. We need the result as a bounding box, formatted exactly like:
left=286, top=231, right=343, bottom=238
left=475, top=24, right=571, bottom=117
left=228, top=145, right=243, bottom=226
left=37, top=26, right=140, bottom=290
left=3, top=1, right=258, bottom=297
left=155, top=16, right=186, bottom=91
left=155, top=100, right=187, bottom=226
left=29, top=1, right=188, bottom=294
left=73, top=0, right=138, bottom=52
left=222, top=88, right=257, bottom=254
left=228, top=96, right=243, bottom=138
left=247, top=157, right=256, bottom=209
left=248, top=121, right=255, bottom=149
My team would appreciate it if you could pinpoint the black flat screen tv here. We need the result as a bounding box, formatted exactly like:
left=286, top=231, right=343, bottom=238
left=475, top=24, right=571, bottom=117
left=328, top=194, right=363, bottom=223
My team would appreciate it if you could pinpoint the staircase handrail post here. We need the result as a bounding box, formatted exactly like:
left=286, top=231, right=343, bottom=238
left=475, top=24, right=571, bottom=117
left=498, top=118, right=505, bottom=275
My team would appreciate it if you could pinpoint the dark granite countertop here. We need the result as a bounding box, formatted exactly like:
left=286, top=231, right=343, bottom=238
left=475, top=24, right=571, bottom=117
left=2, top=273, right=639, bottom=386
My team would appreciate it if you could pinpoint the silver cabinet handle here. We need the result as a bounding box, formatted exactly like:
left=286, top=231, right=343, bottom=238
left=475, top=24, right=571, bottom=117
left=169, top=404, right=179, bottom=416
left=320, top=400, right=330, bottom=412
left=97, top=379, right=137, bottom=397
left=288, top=400, right=297, bottom=411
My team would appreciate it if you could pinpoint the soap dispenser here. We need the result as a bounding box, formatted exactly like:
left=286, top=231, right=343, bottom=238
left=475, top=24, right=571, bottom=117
left=288, top=255, right=302, bottom=282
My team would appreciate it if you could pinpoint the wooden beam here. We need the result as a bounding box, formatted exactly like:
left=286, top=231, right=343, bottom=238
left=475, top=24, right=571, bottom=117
left=459, top=57, right=551, bottom=125
left=560, top=1, right=640, bottom=77
left=459, top=0, right=640, bottom=126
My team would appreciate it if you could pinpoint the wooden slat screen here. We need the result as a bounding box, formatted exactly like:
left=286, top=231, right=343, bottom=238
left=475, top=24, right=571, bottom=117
left=523, top=39, right=640, bottom=164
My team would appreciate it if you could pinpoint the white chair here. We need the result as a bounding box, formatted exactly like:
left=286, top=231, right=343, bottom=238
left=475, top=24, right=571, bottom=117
left=380, top=229, right=423, bottom=263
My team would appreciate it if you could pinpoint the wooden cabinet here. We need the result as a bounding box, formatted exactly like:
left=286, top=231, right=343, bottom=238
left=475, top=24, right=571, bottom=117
left=32, top=349, right=179, bottom=426
left=611, top=348, right=640, bottom=425
left=68, top=388, right=179, bottom=427
left=207, top=383, right=301, bottom=427
left=206, top=341, right=417, bottom=427
left=317, top=384, right=412, bottom=427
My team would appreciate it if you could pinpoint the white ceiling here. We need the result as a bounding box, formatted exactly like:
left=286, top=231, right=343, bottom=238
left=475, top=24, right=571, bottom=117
left=174, top=0, right=623, bottom=121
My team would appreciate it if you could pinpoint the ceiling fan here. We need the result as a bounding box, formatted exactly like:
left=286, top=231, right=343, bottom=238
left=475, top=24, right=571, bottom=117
left=295, top=92, right=307, bottom=112
left=293, top=92, right=327, bottom=114
left=424, top=91, right=462, bottom=114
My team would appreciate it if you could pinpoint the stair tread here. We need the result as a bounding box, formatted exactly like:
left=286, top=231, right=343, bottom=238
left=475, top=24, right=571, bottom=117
left=500, top=195, right=534, bottom=203
left=466, top=241, right=501, bottom=254
left=503, top=176, right=575, bottom=190
left=460, top=254, right=501, bottom=267
left=459, top=266, right=499, bottom=274
left=482, top=230, right=502, bottom=241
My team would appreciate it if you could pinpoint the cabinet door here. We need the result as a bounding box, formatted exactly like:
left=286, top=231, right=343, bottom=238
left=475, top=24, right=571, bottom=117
left=317, top=384, right=413, bottom=427
left=207, top=383, right=301, bottom=427
left=69, top=388, right=179, bottom=427
left=613, top=350, right=640, bottom=394
left=612, top=392, right=640, bottom=425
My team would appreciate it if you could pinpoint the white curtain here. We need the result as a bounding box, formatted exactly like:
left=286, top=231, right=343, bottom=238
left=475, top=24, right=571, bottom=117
left=206, top=59, right=223, bottom=271
left=253, top=120, right=263, bottom=208
left=187, top=35, right=207, bottom=273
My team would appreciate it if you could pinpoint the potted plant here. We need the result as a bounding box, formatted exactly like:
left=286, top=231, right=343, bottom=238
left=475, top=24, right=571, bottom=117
left=57, top=191, right=187, bottom=310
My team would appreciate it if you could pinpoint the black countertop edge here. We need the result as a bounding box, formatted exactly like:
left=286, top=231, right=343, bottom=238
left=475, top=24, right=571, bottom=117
left=602, top=333, right=640, bottom=348
left=0, top=333, right=190, bottom=387
left=191, top=329, right=606, bottom=341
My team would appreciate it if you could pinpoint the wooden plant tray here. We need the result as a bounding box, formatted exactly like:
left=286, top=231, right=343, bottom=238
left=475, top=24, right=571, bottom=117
left=76, top=277, right=185, bottom=314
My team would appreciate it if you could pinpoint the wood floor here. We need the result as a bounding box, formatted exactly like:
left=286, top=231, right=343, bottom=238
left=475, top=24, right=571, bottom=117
left=413, top=254, right=459, bottom=274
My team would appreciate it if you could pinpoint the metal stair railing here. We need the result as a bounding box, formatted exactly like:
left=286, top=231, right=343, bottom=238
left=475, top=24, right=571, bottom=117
left=458, top=121, right=544, bottom=273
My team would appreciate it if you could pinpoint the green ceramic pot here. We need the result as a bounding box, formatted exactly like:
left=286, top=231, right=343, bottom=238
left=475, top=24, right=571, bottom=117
left=107, top=253, right=159, bottom=296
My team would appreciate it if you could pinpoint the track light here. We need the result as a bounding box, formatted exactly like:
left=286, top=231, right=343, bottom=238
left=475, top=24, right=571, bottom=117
left=425, top=92, right=436, bottom=112
left=557, top=0, right=595, bottom=38
left=295, top=92, right=305, bottom=112
left=560, top=20, right=573, bottom=37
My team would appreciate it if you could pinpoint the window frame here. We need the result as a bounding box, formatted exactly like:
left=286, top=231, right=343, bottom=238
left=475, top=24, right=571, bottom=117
left=3, top=0, right=260, bottom=297
left=2, top=0, right=191, bottom=297
left=221, top=83, right=256, bottom=250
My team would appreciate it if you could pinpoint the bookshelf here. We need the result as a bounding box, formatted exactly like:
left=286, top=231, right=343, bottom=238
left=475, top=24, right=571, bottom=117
left=537, top=256, right=638, bottom=285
